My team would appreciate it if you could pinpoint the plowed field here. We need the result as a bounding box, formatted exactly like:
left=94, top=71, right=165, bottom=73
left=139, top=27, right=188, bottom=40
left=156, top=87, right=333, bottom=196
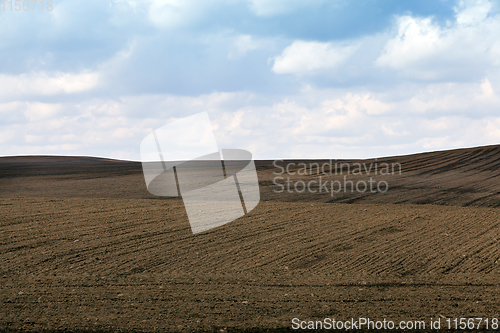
left=1, top=146, right=500, bottom=332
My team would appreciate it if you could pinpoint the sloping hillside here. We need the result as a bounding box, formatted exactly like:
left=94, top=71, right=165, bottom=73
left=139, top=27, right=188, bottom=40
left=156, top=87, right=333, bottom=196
left=1, top=146, right=500, bottom=332
left=2, top=145, right=500, bottom=207
left=257, top=144, right=500, bottom=207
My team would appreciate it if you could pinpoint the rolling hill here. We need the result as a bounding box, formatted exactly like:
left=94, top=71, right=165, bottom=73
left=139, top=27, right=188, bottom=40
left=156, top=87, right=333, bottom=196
left=1, top=145, right=500, bottom=332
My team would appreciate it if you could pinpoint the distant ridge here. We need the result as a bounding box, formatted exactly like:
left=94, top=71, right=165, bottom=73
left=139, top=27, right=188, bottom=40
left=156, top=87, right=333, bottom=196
left=1, top=143, right=500, bottom=165
left=1, top=144, right=500, bottom=207
left=0, top=155, right=133, bottom=164
left=0, top=155, right=139, bottom=180
left=256, top=144, right=500, bottom=208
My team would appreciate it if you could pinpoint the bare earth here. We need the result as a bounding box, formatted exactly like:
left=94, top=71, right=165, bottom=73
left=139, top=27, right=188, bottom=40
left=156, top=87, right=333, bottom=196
left=1, top=145, right=500, bottom=332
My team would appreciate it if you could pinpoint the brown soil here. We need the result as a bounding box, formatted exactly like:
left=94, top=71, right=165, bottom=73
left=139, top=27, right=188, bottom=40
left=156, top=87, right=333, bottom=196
left=1, top=146, right=500, bottom=332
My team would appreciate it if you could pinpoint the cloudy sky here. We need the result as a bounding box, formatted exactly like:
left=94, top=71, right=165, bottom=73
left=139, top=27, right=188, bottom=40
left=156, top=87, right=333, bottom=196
left=1, top=0, right=500, bottom=160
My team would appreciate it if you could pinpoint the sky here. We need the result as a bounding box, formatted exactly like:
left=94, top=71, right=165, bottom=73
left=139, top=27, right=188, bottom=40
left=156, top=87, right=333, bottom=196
left=1, top=0, right=500, bottom=160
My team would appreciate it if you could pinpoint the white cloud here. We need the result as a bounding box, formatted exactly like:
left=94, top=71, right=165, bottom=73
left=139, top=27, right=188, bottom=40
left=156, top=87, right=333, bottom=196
left=2, top=82, right=500, bottom=159
left=407, top=94, right=468, bottom=113
left=376, top=0, right=500, bottom=80
left=285, top=93, right=391, bottom=137
left=381, top=123, right=409, bottom=136
left=247, top=0, right=325, bottom=17
left=135, top=0, right=326, bottom=27
left=353, top=94, right=392, bottom=116
left=272, top=40, right=356, bottom=75
left=396, top=78, right=499, bottom=114
left=376, top=16, right=445, bottom=71
left=147, top=0, right=222, bottom=29
left=25, top=134, right=44, bottom=144
left=24, top=103, right=62, bottom=122
left=227, top=35, right=267, bottom=59
left=48, top=134, right=79, bottom=143
left=455, top=0, right=491, bottom=25
left=226, top=110, right=245, bottom=131
left=112, top=127, right=136, bottom=139
left=416, top=136, right=457, bottom=150
left=0, top=129, right=15, bottom=144
left=479, top=78, right=495, bottom=98
left=0, top=72, right=99, bottom=100
left=148, top=0, right=190, bottom=29
left=485, top=118, right=500, bottom=141
left=420, top=116, right=463, bottom=131
left=0, top=102, right=24, bottom=114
